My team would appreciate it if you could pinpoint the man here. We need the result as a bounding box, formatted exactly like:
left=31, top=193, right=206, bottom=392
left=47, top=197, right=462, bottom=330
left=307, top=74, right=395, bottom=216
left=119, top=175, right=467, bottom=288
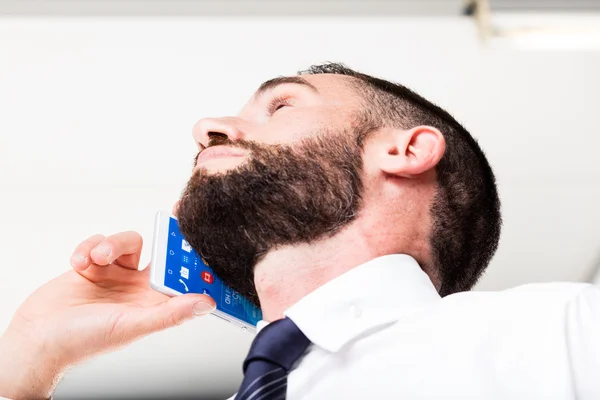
left=0, top=63, right=598, bottom=400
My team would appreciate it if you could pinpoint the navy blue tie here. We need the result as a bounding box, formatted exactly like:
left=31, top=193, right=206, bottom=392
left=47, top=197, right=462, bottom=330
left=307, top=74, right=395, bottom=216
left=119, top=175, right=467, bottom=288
left=235, top=317, right=311, bottom=400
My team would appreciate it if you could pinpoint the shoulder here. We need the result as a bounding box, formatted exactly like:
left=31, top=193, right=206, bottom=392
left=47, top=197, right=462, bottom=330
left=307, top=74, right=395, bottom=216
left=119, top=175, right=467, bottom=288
left=445, top=281, right=594, bottom=303
left=438, top=282, right=598, bottom=319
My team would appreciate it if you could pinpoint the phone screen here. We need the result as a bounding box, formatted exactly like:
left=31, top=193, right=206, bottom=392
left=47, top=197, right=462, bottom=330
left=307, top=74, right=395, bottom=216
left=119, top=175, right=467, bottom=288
left=163, top=216, right=263, bottom=327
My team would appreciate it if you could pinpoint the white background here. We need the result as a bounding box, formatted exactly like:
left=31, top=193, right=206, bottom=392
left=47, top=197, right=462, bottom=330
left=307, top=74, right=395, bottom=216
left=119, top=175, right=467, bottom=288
left=1, top=16, right=599, bottom=398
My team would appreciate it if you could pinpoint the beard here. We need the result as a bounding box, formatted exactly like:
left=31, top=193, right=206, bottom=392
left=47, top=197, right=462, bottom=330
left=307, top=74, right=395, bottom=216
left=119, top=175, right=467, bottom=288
left=176, top=130, right=364, bottom=307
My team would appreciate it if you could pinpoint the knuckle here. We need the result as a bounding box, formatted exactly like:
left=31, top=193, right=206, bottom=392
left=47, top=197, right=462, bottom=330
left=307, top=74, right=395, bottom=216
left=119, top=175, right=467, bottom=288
left=87, top=233, right=105, bottom=243
left=111, top=231, right=142, bottom=248
left=127, top=231, right=143, bottom=246
left=127, top=230, right=142, bottom=239
left=101, top=238, right=116, bottom=250
left=161, top=314, right=173, bottom=330
left=170, top=311, right=181, bottom=327
left=75, top=234, right=104, bottom=253
left=83, top=234, right=105, bottom=249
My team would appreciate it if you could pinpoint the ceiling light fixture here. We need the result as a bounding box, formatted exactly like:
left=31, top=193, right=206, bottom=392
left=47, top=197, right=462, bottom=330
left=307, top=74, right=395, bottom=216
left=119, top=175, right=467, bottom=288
left=466, top=0, right=600, bottom=50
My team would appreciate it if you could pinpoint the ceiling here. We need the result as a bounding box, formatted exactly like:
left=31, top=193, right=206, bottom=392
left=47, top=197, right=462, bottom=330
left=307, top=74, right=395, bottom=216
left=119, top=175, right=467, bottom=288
left=3, top=0, right=600, bottom=17
left=487, top=0, right=600, bottom=11
left=0, top=14, right=599, bottom=400
left=0, top=0, right=465, bottom=17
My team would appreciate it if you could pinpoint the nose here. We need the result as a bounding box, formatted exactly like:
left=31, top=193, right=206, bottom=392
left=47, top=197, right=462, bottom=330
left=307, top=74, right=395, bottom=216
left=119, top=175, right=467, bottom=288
left=192, top=117, right=245, bottom=149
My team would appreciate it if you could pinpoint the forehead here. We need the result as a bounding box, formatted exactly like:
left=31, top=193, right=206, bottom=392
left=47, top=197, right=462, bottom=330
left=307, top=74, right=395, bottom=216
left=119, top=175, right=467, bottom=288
left=245, top=73, right=362, bottom=108
left=294, top=73, right=359, bottom=97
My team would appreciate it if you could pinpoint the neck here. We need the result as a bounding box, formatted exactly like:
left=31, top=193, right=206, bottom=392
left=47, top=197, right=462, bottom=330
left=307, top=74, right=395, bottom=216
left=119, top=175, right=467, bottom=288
left=254, top=223, right=382, bottom=322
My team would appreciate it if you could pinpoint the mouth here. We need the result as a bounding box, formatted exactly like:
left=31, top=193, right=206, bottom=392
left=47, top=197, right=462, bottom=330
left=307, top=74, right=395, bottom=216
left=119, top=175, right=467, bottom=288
left=195, top=146, right=248, bottom=169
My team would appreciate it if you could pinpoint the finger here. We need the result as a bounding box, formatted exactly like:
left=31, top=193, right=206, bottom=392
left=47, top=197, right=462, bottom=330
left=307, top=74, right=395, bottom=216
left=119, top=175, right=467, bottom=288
left=90, top=231, right=143, bottom=269
left=128, top=294, right=216, bottom=337
left=71, top=234, right=105, bottom=271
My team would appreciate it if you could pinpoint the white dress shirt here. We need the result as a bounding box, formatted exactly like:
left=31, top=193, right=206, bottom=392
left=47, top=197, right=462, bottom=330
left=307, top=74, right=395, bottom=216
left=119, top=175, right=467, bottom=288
left=229, top=254, right=600, bottom=400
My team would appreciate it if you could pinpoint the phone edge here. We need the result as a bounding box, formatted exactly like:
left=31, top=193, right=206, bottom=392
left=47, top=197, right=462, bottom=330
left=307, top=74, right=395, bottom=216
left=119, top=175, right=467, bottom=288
left=149, top=210, right=258, bottom=334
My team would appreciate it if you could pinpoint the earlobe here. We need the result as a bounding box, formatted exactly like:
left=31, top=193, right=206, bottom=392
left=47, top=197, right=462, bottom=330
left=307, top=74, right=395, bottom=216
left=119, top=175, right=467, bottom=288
left=379, top=126, right=446, bottom=178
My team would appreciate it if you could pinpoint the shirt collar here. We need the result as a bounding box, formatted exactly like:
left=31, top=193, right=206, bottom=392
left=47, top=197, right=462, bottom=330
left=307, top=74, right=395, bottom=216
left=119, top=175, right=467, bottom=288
left=257, top=254, right=441, bottom=353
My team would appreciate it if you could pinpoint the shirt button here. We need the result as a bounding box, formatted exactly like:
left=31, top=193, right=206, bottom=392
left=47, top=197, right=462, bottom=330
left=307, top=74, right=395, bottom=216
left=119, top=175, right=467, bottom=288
left=349, top=304, right=362, bottom=319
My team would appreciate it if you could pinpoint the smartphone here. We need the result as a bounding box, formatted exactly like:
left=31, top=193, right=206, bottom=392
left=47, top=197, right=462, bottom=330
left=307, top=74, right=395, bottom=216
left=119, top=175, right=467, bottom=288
left=149, top=211, right=262, bottom=333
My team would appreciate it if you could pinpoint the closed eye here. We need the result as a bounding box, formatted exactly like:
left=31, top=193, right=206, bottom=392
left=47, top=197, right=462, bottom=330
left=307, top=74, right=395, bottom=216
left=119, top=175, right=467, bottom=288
left=267, top=95, right=292, bottom=115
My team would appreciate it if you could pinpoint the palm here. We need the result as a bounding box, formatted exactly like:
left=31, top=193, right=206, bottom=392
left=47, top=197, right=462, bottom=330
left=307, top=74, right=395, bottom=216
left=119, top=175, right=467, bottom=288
left=1, top=230, right=213, bottom=399
left=12, top=264, right=169, bottom=365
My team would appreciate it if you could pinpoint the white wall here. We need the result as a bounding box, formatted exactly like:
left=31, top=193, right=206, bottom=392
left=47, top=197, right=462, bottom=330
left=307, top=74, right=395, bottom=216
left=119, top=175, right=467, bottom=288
left=1, top=16, right=599, bottom=399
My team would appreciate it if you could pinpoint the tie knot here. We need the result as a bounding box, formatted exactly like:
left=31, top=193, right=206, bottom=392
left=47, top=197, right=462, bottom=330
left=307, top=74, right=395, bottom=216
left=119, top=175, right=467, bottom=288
left=243, top=317, right=311, bottom=373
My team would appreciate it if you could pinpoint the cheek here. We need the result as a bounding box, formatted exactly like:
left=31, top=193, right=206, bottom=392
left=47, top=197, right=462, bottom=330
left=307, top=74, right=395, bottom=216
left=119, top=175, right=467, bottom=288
left=259, top=107, right=348, bottom=145
left=262, top=113, right=322, bottom=144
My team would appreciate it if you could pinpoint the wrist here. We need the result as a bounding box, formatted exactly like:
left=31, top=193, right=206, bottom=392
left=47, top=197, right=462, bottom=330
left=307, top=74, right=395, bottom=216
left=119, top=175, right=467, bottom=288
left=0, top=327, right=65, bottom=400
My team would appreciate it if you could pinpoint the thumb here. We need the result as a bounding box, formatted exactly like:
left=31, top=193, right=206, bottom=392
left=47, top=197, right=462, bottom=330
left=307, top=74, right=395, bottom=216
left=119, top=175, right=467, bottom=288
left=128, top=294, right=216, bottom=337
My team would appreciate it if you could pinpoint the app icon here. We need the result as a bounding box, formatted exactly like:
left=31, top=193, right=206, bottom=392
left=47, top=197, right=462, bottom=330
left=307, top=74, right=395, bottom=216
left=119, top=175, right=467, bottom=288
left=167, top=269, right=173, bottom=275
left=169, top=250, right=175, bottom=256
left=201, top=270, right=214, bottom=284
left=179, top=279, right=189, bottom=292
left=180, top=266, right=190, bottom=280
left=171, top=231, right=176, bottom=237
left=181, top=254, right=191, bottom=264
left=181, top=239, right=192, bottom=253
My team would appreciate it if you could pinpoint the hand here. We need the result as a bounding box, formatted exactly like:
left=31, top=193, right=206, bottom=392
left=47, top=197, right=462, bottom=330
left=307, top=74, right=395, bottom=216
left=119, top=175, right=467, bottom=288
left=0, top=231, right=215, bottom=400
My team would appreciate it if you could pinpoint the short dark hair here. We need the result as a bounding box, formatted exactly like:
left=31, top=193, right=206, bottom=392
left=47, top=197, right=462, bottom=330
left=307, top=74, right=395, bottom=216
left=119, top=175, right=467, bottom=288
left=300, top=63, right=502, bottom=296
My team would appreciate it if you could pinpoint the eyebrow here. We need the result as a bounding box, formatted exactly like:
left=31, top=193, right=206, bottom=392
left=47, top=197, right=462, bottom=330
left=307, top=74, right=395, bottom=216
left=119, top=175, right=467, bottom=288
left=254, top=76, right=319, bottom=98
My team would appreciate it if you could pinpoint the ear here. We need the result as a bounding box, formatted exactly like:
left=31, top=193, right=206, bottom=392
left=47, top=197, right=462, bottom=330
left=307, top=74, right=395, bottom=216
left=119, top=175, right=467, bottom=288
left=378, top=126, right=446, bottom=178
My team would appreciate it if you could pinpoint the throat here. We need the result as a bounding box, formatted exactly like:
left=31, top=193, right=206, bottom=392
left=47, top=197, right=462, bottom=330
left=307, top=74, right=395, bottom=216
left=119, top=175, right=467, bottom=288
left=253, top=230, right=374, bottom=322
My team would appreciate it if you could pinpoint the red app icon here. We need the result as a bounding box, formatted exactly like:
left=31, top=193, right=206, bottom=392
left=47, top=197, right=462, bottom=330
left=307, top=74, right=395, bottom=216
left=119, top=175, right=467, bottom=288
left=201, top=271, right=214, bottom=284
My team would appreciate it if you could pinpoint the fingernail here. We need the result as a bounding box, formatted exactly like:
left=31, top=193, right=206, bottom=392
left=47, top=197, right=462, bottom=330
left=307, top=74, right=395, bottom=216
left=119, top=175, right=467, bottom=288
left=95, top=245, right=112, bottom=257
left=193, top=302, right=214, bottom=316
left=71, top=254, right=86, bottom=266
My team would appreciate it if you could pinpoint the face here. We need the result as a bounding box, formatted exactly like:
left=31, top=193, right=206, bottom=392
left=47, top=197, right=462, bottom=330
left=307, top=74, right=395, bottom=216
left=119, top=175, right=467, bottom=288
left=176, top=75, right=369, bottom=306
